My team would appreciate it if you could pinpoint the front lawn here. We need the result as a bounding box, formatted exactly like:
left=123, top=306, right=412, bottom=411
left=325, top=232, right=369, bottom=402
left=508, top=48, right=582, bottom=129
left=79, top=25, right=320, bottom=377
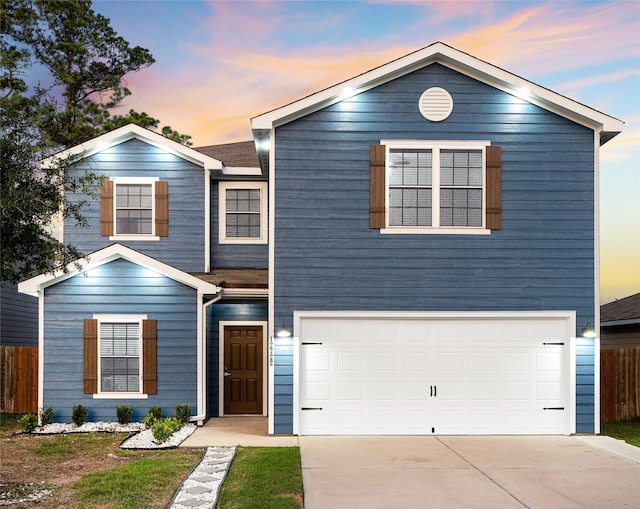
left=601, top=418, right=640, bottom=448
left=218, top=447, right=304, bottom=509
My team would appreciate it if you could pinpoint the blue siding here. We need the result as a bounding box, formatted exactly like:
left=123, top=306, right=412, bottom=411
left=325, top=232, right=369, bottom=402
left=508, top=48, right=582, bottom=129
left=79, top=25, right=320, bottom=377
left=43, top=258, right=199, bottom=422
left=0, top=283, right=38, bottom=346
left=575, top=338, right=596, bottom=432
left=65, top=139, right=205, bottom=272
left=273, top=336, right=294, bottom=433
left=210, top=181, right=268, bottom=268
left=272, top=64, right=597, bottom=432
left=205, top=300, right=267, bottom=418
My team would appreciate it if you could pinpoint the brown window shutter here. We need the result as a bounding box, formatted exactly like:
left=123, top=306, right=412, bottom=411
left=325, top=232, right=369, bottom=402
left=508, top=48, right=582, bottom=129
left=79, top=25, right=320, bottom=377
left=370, top=145, right=386, bottom=228
left=100, top=181, right=114, bottom=236
left=83, top=319, right=98, bottom=394
left=485, top=146, right=502, bottom=230
left=142, top=319, right=157, bottom=394
left=155, top=181, right=169, bottom=237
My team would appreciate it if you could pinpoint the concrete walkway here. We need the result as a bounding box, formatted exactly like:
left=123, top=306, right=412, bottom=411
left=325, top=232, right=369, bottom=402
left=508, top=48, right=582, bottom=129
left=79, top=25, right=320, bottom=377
left=301, top=435, right=640, bottom=509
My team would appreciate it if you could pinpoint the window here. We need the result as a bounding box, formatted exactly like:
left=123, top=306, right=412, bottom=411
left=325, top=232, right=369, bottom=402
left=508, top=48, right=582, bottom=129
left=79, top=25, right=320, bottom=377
left=116, top=184, right=153, bottom=235
left=219, top=182, right=267, bottom=244
left=371, top=141, right=501, bottom=234
left=99, top=322, right=141, bottom=393
left=84, top=316, right=156, bottom=398
left=100, top=179, right=168, bottom=239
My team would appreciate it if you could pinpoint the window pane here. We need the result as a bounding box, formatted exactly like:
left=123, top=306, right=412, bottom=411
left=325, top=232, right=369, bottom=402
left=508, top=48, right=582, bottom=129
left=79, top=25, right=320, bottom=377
left=440, top=189, right=483, bottom=227
left=115, top=184, right=153, bottom=235
left=225, top=188, right=262, bottom=238
left=99, top=323, right=140, bottom=392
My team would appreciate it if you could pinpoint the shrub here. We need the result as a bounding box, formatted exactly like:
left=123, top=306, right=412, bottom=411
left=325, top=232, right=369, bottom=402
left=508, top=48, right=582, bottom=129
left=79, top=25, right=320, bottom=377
left=18, top=413, right=38, bottom=433
left=71, top=404, right=88, bottom=426
left=151, top=417, right=183, bottom=443
left=116, top=405, right=132, bottom=424
left=39, top=407, right=54, bottom=425
left=175, top=404, right=191, bottom=425
left=143, top=406, right=162, bottom=427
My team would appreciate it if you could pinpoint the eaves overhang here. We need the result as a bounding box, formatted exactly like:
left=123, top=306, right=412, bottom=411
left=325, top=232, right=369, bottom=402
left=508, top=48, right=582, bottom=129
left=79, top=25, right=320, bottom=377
left=42, top=123, right=223, bottom=171
left=18, top=243, right=222, bottom=297
left=251, top=41, right=624, bottom=164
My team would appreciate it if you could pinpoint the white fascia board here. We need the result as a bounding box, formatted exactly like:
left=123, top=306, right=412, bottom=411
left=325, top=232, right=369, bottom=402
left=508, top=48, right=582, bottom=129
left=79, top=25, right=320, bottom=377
left=221, top=288, right=269, bottom=298
left=222, top=166, right=263, bottom=176
left=18, top=243, right=221, bottom=296
left=251, top=42, right=623, bottom=138
left=42, top=123, right=223, bottom=171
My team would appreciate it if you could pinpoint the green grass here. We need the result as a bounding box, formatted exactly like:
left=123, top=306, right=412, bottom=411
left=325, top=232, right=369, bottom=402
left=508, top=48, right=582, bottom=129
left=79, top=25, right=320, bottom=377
left=218, top=447, right=303, bottom=509
left=0, top=412, right=23, bottom=433
left=601, top=418, right=640, bottom=448
left=74, top=451, right=202, bottom=509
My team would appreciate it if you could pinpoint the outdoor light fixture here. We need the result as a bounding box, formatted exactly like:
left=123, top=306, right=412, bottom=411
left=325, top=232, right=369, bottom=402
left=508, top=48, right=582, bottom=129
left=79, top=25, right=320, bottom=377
left=276, top=322, right=292, bottom=338
left=581, top=322, right=597, bottom=338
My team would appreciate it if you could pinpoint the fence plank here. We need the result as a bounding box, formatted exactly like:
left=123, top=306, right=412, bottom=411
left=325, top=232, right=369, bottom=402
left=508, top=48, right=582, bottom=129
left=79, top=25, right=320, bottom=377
left=0, top=346, right=38, bottom=414
left=601, top=346, right=640, bottom=423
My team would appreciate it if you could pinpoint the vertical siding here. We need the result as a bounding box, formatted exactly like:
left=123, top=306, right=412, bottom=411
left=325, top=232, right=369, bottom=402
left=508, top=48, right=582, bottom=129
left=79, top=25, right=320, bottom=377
left=43, top=258, right=199, bottom=422
left=209, top=181, right=269, bottom=268
left=0, top=284, right=38, bottom=346
left=272, top=64, right=596, bottom=431
left=205, top=300, right=267, bottom=417
left=65, top=139, right=205, bottom=272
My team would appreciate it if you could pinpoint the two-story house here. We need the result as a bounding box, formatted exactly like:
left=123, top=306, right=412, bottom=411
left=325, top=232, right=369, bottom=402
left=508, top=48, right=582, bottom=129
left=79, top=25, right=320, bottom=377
left=19, top=42, right=623, bottom=435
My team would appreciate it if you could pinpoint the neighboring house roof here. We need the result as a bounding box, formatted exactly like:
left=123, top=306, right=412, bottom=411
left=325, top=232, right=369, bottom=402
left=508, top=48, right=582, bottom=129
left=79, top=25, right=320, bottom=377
left=41, top=123, right=223, bottom=171
left=196, top=141, right=260, bottom=168
left=601, top=293, right=640, bottom=326
left=251, top=41, right=624, bottom=169
left=18, top=244, right=221, bottom=297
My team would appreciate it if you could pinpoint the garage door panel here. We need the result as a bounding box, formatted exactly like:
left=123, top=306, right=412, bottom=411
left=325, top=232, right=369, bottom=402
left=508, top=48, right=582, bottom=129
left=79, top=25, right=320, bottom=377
left=299, top=315, right=570, bottom=435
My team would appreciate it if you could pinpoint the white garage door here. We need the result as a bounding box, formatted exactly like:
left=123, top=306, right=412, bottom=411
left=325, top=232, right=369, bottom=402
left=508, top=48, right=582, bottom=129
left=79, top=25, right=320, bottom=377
left=297, top=313, right=573, bottom=435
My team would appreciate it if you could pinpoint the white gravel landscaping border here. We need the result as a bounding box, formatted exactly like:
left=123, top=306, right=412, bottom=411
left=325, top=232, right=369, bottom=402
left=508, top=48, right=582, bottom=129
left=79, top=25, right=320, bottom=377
left=29, top=421, right=196, bottom=449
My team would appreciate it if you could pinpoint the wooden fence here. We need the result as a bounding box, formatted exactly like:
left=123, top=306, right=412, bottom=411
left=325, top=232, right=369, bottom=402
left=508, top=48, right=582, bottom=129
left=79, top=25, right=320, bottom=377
left=0, top=346, right=38, bottom=414
left=601, top=346, right=640, bottom=423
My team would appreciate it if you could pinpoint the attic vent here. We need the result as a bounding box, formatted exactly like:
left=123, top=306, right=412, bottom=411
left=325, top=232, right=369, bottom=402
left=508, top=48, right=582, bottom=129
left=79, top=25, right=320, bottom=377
left=419, top=87, right=453, bottom=122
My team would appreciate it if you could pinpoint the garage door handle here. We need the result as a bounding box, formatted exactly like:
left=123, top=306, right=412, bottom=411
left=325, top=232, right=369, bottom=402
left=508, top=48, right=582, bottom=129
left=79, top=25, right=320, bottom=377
left=301, top=407, right=323, bottom=411
left=430, top=385, right=437, bottom=397
left=543, top=342, right=565, bottom=345
left=543, top=407, right=565, bottom=410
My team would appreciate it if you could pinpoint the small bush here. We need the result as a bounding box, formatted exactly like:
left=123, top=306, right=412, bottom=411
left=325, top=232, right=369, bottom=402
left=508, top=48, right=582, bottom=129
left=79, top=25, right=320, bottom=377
left=71, top=404, right=88, bottom=426
left=39, top=407, right=54, bottom=425
left=18, top=413, right=38, bottom=433
left=116, top=405, right=132, bottom=424
left=175, top=404, right=191, bottom=424
left=151, top=417, right=183, bottom=443
left=143, top=406, right=162, bottom=427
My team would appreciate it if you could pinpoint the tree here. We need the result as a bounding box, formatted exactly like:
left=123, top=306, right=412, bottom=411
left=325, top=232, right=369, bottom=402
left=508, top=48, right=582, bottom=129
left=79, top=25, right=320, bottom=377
left=0, top=45, right=100, bottom=283
left=0, top=0, right=190, bottom=282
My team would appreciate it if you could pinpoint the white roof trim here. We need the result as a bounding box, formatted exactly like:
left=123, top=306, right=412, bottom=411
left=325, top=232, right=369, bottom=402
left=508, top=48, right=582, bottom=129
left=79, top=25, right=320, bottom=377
left=222, top=166, right=263, bottom=176
left=42, top=123, right=223, bottom=171
left=18, top=243, right=221, bottom=297
left=251, top=42, right=623, bottom=137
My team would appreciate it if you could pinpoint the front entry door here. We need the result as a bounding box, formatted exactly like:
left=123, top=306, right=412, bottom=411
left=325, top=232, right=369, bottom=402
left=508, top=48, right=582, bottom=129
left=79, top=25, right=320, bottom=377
left=223, top=326, right=263, bottom=414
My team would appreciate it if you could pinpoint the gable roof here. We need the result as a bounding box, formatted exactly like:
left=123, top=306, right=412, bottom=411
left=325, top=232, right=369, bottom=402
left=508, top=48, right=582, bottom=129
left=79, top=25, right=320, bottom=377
left=18, top=244, right=221, bottom=297
left=251, top=41, right=623, bottom=166
left=42, top=123, right=223, bottom=171
left=601, top=293, right=640, bottom=325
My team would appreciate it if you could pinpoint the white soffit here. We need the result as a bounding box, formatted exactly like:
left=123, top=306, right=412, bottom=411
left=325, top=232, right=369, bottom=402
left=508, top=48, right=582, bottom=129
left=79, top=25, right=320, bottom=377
left=42, top=123, right=223, bottom=171
left=18, top=243, right=221, bottom=296
left=251, top=42, right=623, bottom=137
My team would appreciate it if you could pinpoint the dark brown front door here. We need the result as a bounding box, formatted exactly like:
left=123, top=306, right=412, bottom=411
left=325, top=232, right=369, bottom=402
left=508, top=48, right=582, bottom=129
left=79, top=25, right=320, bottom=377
left=223, top=326, right=263, bottom=414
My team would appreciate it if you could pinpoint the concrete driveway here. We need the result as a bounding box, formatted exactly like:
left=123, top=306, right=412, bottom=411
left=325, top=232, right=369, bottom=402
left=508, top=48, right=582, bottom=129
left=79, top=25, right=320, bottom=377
left=300, top=435, right=640, bottom=509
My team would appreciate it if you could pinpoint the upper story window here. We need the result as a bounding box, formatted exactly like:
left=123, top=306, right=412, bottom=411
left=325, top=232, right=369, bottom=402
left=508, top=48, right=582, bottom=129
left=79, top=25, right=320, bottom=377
left=371, top=141, right=501, bottom=234
left=219, top=181, right=267, bottom=244
left=116, top=183, right=153, bottom=234
left=100, top=178, right=168, bottom=241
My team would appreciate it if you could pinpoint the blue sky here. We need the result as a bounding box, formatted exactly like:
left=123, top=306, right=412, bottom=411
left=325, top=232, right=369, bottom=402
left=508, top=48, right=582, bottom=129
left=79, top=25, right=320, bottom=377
left=92, top=0, right=639, bottom=303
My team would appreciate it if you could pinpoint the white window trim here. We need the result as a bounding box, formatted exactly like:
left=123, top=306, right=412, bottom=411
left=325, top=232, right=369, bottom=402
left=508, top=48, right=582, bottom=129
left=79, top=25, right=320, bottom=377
left=380, top=140, right=491, bottom=235
left=109, top=177, right=160, bottom=242
left=219, top=181, right=268, bottom=244
left=93, top=313, right=148, bottom=399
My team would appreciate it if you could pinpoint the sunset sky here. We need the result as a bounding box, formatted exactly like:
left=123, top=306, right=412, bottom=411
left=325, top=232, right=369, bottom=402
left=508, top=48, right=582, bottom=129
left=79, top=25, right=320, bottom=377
left=91, top=0, right=639, bottom=304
